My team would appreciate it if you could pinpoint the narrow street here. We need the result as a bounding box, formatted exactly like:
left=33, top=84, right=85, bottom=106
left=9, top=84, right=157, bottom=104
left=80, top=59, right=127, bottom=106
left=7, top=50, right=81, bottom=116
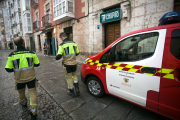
left=0, top=50, right=170, bottom=120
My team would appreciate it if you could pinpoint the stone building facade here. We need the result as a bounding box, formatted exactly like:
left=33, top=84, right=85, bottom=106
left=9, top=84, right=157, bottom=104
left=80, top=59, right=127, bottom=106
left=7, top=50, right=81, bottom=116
left=57, top=0, right=175, bottom=60
left=30, top=0, right=179, bottom=61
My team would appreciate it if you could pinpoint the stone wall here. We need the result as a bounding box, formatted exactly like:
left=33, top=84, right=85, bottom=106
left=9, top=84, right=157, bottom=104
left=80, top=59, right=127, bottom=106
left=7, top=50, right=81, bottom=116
left=34, top=31, right=42, bottom=52
left=120, top=0, right=174, bottom=36
left=73, top=0, right=174, bottom=61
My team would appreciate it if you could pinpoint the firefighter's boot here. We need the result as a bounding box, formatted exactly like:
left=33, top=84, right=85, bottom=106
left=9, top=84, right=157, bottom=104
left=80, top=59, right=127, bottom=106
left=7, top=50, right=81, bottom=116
left=74, top=82, right=80, bottom=95
left=29, top=111, right=37, bottom=120
left=20, top=99, right=27, bottom=108
left=67, top=89, right=75, bottom=97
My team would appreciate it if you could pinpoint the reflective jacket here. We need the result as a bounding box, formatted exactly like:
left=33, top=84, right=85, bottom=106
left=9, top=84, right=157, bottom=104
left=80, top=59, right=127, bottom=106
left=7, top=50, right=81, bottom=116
left=56, top=38, right=79, bottom=65
left=5, top=46, right=40, bottom=83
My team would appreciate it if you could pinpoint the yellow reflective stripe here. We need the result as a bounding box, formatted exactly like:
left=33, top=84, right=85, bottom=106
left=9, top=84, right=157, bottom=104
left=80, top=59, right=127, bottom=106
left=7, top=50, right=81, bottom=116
left=95, top=60, right=99, bottom=63
left=89, top=62, right=94, bottom=65
left=30, top=96, right=37, bottom=106
left=113, top=63, right=121, bottom=66
left=143, top=73, right=154, bottom=76
left=163, top=74, right=174, bottom=79
left=88, top=59, right=93, bottom=62
left=128, top=68, right=139, bottom=73
left=116, top=67, right=124, bottom=70
left=158, top=68, right=174, bottom=73
left=86, top=60, right=175, bottom=79
left=97, top=63, right=103, bottom=66
left=125, top=64, right=135, bottom=68
left=106, top=65, right=112, bottom=68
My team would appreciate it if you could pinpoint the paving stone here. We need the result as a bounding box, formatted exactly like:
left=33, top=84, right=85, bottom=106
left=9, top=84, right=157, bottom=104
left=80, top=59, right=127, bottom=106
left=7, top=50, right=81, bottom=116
left=70, top=99, right=107, bottom=120
left=77, top=91, right=95, bottom=103
left=96, top=94, right=117, bottom=106
left=127, top=106, right=157, bottom=120
left=93, top=99, right=134, bottom=120
left=61, top=97, right=85, bottom=113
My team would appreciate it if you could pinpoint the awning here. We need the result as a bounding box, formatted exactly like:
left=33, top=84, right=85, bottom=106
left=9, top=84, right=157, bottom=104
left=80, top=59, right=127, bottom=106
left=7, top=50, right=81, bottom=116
left=39, top=28, right=53, bottom=35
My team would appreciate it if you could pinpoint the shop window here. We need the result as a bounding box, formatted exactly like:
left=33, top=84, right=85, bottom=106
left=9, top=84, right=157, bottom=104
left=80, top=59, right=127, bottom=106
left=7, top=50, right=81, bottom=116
left=114, top=32, right=159, bottom=62
left=171, top=29, right=180, bottom=60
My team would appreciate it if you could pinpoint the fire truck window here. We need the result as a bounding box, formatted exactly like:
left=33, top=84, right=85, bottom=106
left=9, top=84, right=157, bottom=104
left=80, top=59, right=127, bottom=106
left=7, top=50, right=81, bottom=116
left=114, top=32, right=159, bottom=62
left=100, top=50, right=110, bottom=63
left=171, top=29, right=180, bottom=60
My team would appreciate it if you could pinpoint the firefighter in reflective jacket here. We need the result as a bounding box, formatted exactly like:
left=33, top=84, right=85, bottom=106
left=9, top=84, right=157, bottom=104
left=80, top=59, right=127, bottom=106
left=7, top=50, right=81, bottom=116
left=55, top=32, right=80, bottom=97
left=5, top=37, right=40, bottom=120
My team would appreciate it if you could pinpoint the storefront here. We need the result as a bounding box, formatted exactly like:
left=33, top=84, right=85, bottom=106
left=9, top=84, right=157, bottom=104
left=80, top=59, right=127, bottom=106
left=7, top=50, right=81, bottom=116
left=100, top=7, right=121, bottom=47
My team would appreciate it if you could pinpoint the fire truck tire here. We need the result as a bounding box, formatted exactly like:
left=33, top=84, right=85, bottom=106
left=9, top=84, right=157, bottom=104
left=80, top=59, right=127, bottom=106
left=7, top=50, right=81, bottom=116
left=86, top=77, right=105, bottom=97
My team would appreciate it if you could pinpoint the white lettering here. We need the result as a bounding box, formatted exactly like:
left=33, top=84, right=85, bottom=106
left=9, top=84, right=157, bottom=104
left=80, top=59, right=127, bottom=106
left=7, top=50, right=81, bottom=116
left=104, top=10, right=119, bottom=21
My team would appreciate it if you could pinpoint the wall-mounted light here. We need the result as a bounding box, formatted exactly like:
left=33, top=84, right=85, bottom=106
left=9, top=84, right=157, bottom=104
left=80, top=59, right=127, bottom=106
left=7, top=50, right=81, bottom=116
left=54, top=28, right=56, bottom=34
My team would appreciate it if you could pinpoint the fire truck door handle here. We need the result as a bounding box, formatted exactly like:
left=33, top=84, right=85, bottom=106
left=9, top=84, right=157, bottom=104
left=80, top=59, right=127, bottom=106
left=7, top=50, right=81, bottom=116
left=141, top=67, right=157, bottom=74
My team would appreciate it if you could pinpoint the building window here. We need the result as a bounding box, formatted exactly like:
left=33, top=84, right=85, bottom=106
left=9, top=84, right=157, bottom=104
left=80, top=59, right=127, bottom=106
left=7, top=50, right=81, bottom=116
left=59, top=4, right=62, bottom=14
left=54, top=7, right=56, bottom=17
left=41, top=20, right=43, bottom=27
left=36, top=12, right=38, bottom=21
left=26, top=0, right=30, bottom=10
left=24, top=13, right=32, bottom=32
left=46, top=3, right=50, bottom=10
left=53, top=0, right=55, bottom=6
left=53, top=0, right=74, bottom=17
left=63, top=2, right=65, bottom=13
left=68, top=1, right=73, bottom=12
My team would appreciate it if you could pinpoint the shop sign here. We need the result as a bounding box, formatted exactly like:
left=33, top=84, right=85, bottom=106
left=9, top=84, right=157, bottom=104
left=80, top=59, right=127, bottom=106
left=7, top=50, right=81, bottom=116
left=100, top=8, right=121, bottom=23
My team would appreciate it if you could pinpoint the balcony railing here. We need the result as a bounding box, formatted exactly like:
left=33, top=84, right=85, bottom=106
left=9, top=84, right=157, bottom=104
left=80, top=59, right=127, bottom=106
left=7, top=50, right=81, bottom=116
left=42, top=14, right=51, bottom=27
left=31, top=0, right=38, bottom=9
left=33, top=21, right=39, bottom=31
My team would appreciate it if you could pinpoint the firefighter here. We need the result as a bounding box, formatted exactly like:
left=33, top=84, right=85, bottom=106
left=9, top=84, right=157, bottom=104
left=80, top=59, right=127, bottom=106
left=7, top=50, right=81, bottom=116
left=5, top=37, right=40, bottom=120
left=55, top=32, right=80, bottom=97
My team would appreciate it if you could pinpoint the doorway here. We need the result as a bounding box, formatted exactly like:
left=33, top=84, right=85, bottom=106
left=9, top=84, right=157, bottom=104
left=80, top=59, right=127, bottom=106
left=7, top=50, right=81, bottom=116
left=174, top=0, right=180, bottom=11
left=64, top=26, right=73, bottom=40
left=45, top=31, right=55, bottom=55
left=30, top=37, right=36, bottom=52
left=105, top=21, right=120, bottom=47
left=38, top=35, right=41, bottom=51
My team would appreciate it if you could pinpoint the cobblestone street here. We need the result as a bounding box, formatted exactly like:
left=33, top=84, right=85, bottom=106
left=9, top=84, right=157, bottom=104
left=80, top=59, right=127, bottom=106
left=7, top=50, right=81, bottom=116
left=0, top=50, right=71, bottom=120
left=0, top=50, right=170, bottom=120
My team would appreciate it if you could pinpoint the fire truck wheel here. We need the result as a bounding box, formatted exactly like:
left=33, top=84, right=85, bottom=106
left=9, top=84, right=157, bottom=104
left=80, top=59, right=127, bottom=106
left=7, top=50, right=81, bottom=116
left=86, top=77, right=105, bottom=97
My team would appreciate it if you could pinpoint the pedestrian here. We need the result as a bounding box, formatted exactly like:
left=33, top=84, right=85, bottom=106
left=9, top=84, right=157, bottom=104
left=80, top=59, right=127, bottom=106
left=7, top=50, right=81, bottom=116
left=55, top=32, right=80, bottom=97
left=43, top=42, right=47, bottom=56
left=46, top=43, right=49, bottom=56
left=5, top=36, right=40, bottom=120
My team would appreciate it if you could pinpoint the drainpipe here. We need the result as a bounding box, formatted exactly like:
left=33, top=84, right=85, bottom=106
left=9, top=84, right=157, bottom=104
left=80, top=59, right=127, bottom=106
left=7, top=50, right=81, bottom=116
left=55, top=21, right=58, bottom=53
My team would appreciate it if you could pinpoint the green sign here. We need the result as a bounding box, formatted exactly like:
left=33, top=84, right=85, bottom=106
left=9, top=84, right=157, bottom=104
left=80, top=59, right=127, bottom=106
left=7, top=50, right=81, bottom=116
left=100, top=8, right=121, bottom=23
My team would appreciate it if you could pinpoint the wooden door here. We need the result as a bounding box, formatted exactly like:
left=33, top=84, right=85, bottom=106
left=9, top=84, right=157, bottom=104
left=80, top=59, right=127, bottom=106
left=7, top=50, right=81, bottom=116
left=174, top=0, right=180, bottom=11
left=106, top=23, right=120, bottom=47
